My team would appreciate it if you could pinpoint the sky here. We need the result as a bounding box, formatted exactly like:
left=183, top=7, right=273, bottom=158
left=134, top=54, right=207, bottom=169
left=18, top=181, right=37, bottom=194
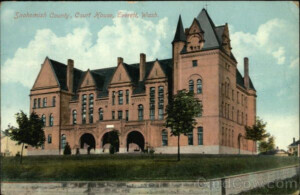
left=1, top=1, right=299, bottom=150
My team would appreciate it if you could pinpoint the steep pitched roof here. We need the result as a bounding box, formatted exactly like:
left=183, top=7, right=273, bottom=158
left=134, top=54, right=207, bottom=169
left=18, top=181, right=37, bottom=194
left=49, top=59, right=84, bottom=93
left=196, top=8, right=220, bottom=49
left=289, top=140, right=300, bottom=147
left=173, top=15, right=186, bottom=43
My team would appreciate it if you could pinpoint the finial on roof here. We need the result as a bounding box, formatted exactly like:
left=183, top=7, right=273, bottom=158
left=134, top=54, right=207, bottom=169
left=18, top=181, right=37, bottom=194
left=172, top=15, right=186, bottom=43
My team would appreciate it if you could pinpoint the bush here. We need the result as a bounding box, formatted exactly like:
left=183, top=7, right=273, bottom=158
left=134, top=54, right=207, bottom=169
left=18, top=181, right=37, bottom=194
left=63, top=142, right=71, bottom=155
left=15, top=152, right=20, bottom=157
left=149, top=147, right=155, bottom=154
left=109, top=145, right=115, bottom=154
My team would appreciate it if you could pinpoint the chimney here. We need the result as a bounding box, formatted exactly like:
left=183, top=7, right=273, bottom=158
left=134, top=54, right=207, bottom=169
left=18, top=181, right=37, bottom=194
left=67, top=59, right=74, bottom=93
left=293, top=137, right=295, bottom=143
left=117, top=57, right=123, bottom=66
left=139, top=53, right=146, bottom=81
left=244, top=57, right=250, bottom=89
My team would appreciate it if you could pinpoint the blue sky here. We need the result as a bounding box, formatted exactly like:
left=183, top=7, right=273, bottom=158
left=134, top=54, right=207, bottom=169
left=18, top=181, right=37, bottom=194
left=1, top=1, right=299, bottom=149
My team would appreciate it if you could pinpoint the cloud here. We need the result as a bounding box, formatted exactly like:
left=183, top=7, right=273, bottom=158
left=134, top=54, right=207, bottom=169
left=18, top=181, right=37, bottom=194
left=290, top=57, right=299, bottom=68
left=272, top=47, right=285, bottom=64
left=2, top=10, right=170, bottom=88
left=230, top=18, right=287, bottom=67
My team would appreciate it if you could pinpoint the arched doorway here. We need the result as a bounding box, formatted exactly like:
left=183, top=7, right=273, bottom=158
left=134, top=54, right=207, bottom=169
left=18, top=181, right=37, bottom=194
left=127, top=131, right=145, bottom=152
left=102, top=130, right=120, bottom=153
left=80, top=133, right=96, bottom=154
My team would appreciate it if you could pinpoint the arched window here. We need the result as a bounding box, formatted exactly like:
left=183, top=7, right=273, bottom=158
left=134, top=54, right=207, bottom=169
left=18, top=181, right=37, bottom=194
left=197, top=79, right=202, bottom=94
left=48, top=134, right=52, bottom=144
left=72, top=110, right=77, bottom=125
left=61, top=134, right=66, bottom=149
left=138, top=104, right=144, bottom=121
left=52, top=96, right=56, bottom=107
left=189, top=80, right=194, bottom=93
left=162, top=130, right=168, bottom=146
left=99, top=108, right=103, bottom=121
left=198, top=127, right=203, bottom=145
left=49, top=114, right=53, bottom=127
left=42, top=114, right=46, bottom=126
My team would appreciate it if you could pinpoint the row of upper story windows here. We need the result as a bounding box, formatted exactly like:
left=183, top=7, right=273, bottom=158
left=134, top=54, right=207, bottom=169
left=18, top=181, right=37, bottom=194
left=112, top=90, right=129, bottom=105
left=189, top=79, right=202, bottom=94
left=222, top=82, right=248, bottom=108
left=41, top=114, right=54, bottom=127
left=72, top=104, right=146, bottom=125
left=33, top=97, right=56, bottom=108
left=221, top=102, right=247, bottom=126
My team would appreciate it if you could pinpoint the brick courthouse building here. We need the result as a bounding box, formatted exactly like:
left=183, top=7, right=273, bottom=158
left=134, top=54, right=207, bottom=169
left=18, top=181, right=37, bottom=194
left=28, top=9, right=257, bottom=155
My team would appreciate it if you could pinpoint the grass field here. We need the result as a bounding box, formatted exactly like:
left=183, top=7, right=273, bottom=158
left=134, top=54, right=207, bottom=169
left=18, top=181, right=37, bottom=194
left=1, top=154, right=299, bottom=182
left=241, top=175, right=300, bottom=195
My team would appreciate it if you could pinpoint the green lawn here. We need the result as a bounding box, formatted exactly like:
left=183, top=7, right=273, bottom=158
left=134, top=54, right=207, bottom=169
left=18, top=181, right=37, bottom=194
left=1, top=154, right=298, bottom=182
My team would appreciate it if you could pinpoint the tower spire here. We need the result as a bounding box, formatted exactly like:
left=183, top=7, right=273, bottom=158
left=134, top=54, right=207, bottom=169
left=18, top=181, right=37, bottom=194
left=172, top=15, right=186, bottom=43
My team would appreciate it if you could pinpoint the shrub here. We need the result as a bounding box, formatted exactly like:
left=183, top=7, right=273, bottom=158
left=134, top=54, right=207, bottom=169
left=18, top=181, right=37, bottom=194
left=109, top=145, right=115, bottom=154
left=63, top=142, right=71, bottom=155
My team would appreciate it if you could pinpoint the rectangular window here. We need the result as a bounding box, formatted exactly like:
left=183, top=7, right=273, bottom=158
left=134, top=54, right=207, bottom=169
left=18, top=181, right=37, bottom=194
left=162, top=131, right=168, bottom=146
left=188, top=132, right=193, bottom=145
left=118, top=90, right=123, bottom=105
left=126, top=110, right=129, bottom=121
left=192, top=60, right=198, bottom=67
left=38, top=98, right=41, bottom=108
left=232, top=90, right=234, bottom=101
left=198, top=127, right=203, bottom=145
left=48, top=134, right=52, bottom=144
left=241, top=94, right=244, bottom=105
left=150, top=87, right=155, bottom=120
left=158, top=86, right=164, bottom=120
left=112, top=111, right=115, bottom=120
left=118, top=110, right=123, bottom=120
left=237, top=92, right=239, bottom=104
left=33, top=99, right=37, bottom=108
left=82, top=94, right=87, bottom=124
left=43, top=98, right=47, bottom=107
left=126, top=90, right=129, bottom=104
left=112, top=91, right=115, bottom=105
left=89, top=94, right=94, bottom=123
left=52, top=96, right=56, bottom=107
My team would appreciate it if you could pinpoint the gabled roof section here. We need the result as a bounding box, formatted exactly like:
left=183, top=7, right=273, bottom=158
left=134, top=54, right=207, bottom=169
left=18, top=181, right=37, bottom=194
left=49, top=58, right=84, bottom=92
left=172, top=15, right=186, bottom=43
left=289, top=140, right=300, bottom=147
left=196, top=8, right=220, bottom=49
left=236, top=69, right=256, bottom=91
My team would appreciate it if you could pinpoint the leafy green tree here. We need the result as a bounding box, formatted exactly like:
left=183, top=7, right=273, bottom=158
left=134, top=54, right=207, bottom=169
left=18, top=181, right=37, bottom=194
left=63, top=142, right=71, bottom=155
left=165, top=90, right=202, bottom=161
left=259, top=136, right=275, bottom=153
left=5, top=111, right=45, bottom=164
left=245, top=117, right=270, bottom=154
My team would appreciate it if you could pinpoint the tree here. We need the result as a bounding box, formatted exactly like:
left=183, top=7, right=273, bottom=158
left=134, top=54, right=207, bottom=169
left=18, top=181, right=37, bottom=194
left=107, top=130, right=120, bottom=154
left=259, top=136, right=275, bottom=153
left=5, top=111, right=45, bottom=164
left=245, top=117, right=269, bottom=154
left=63, top=142, right=71, bottom=155
left=165, top=90, right=202, bottom=161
